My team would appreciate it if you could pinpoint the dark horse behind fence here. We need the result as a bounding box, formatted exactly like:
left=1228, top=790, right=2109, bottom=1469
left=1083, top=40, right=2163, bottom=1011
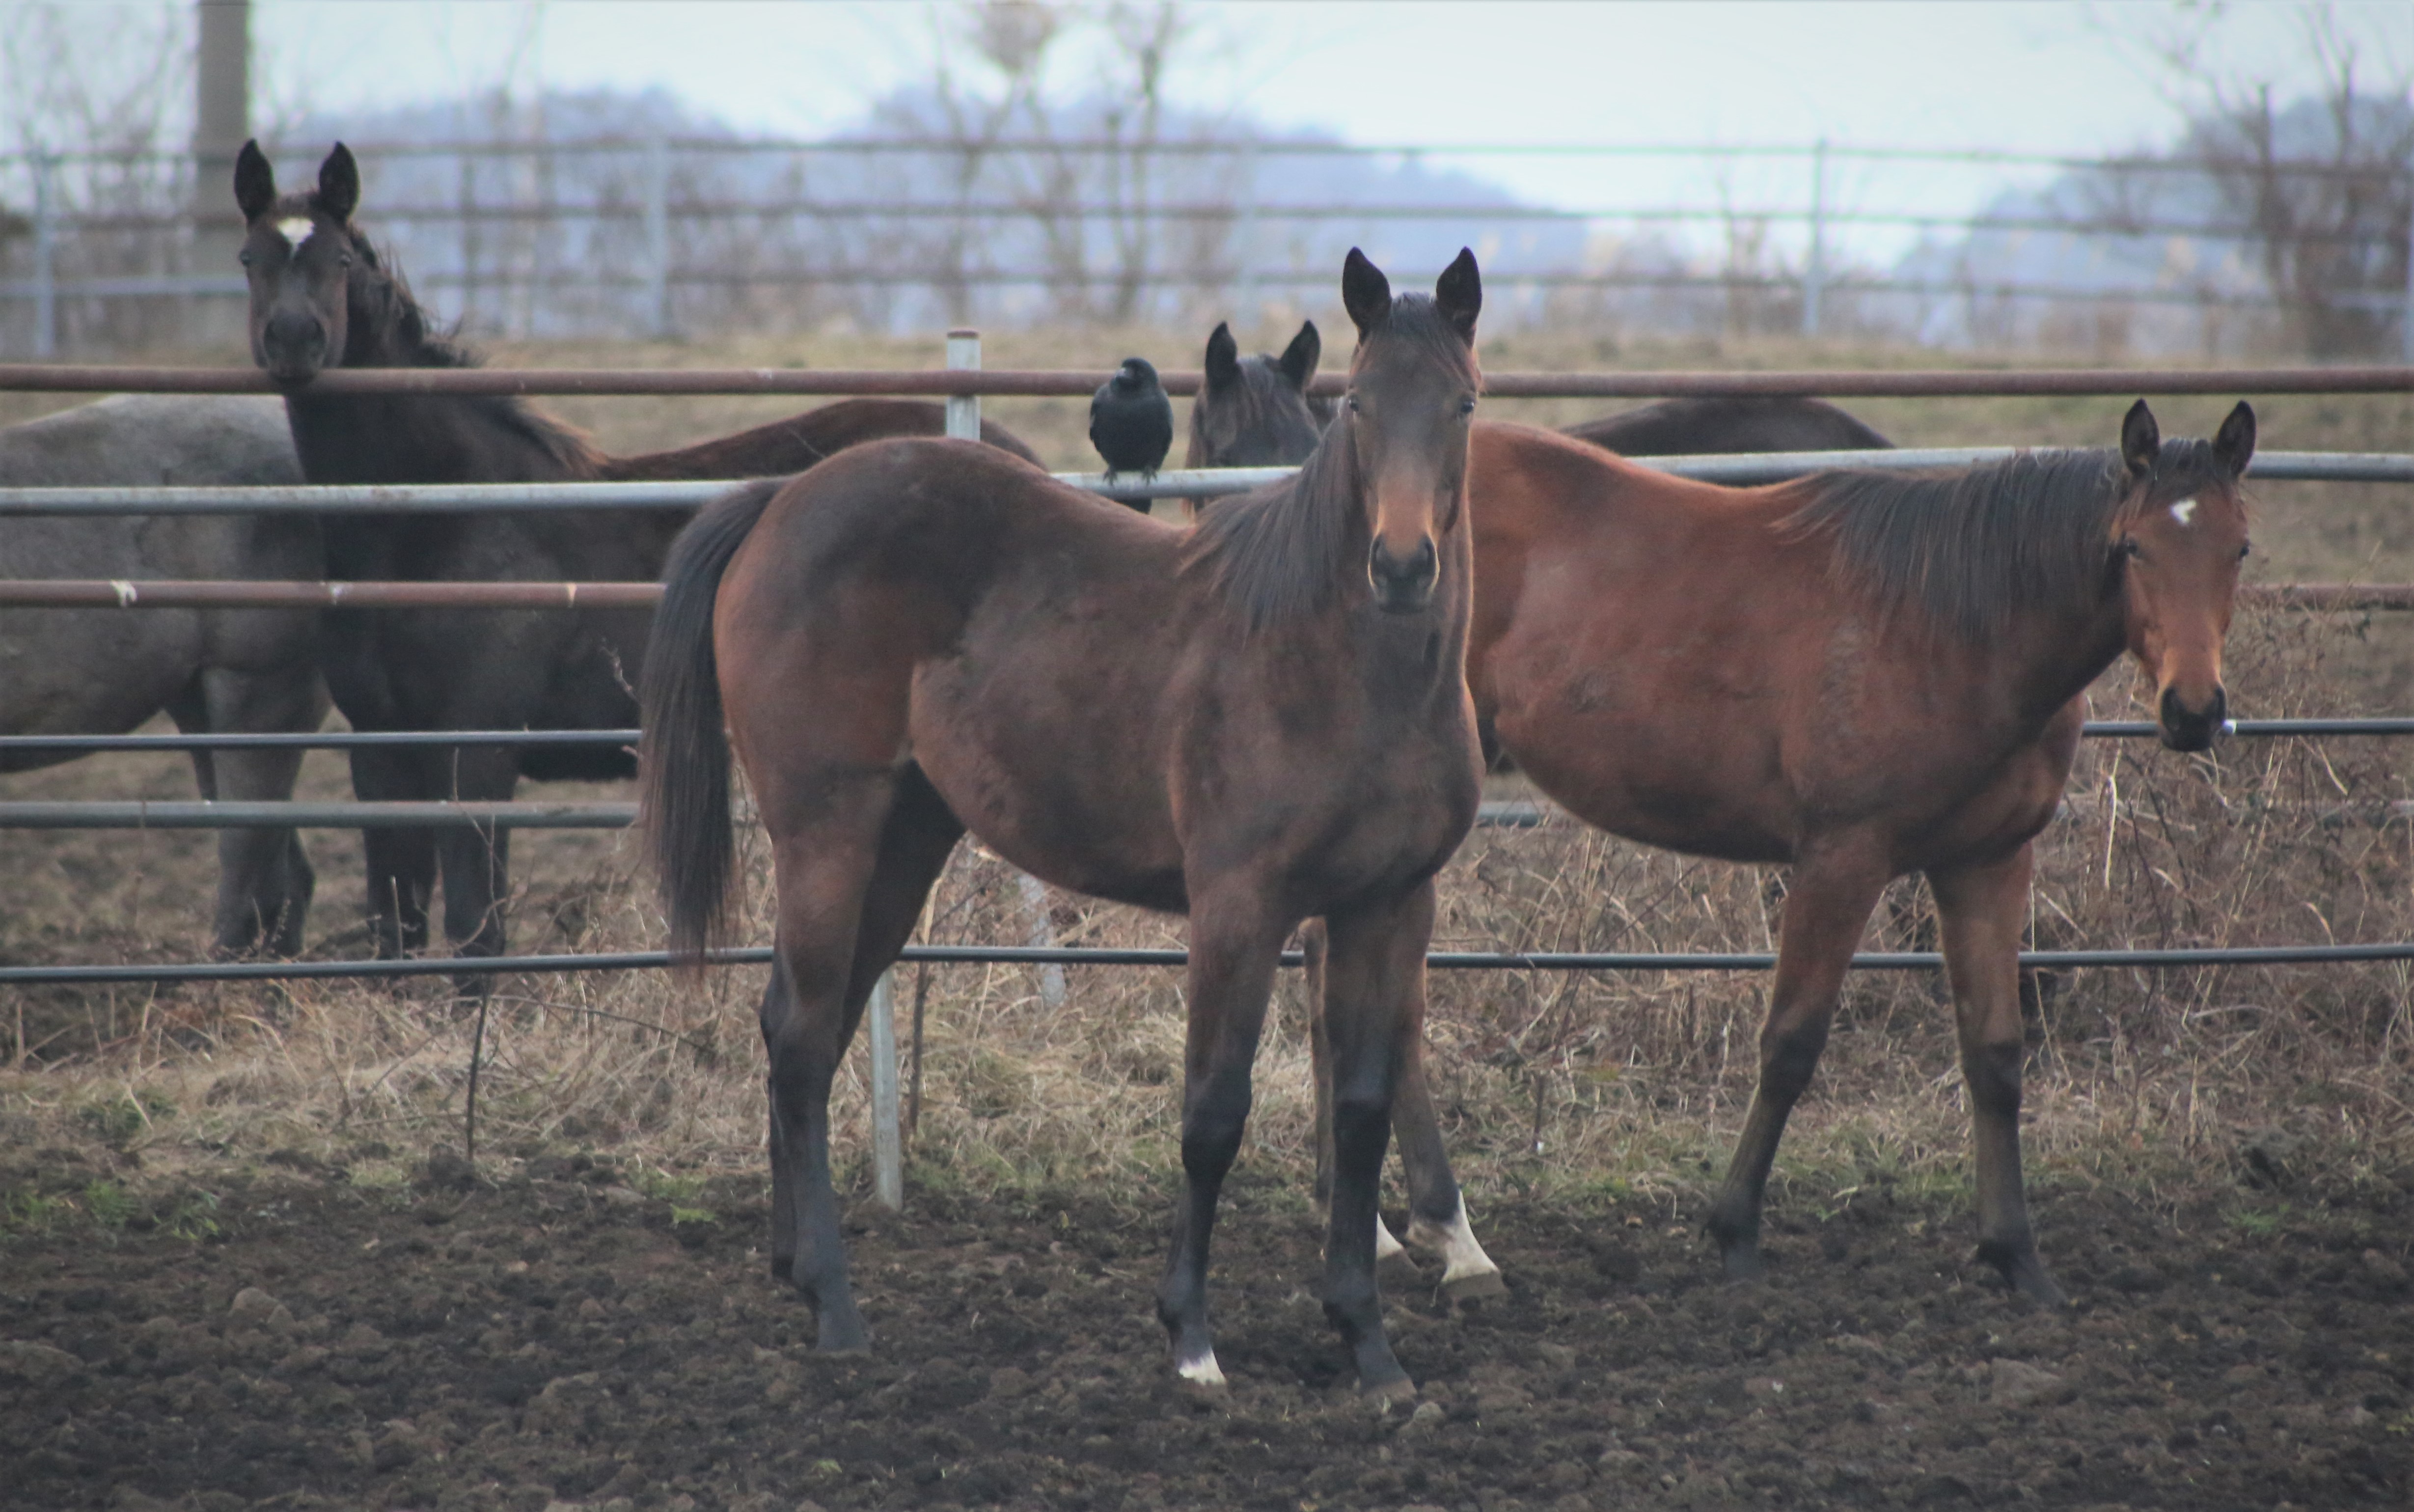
left=1358, top=401, right=2253, bottom=1308
left=0, top=395, right=325, bottom=956
left=232, top=141, right=1039, bottom=971
left=641, top=249, right=1489, bottom=1397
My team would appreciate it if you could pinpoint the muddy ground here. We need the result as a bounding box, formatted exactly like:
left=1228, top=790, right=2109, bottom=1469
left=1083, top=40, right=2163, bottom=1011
left=2, top=1150, right=2409, bottom=1512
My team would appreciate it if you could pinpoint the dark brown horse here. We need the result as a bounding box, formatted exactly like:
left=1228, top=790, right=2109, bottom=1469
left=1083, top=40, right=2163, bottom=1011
left=232, top=142, right=1038, bottom=968
left=1186, top=320, right=1331, bottom=469
left=1353, top=402, right=2254, bottom=1306
left=641, top=249, right=1488, bottom=1395
left=1560, top=395, right=1892, bottom=455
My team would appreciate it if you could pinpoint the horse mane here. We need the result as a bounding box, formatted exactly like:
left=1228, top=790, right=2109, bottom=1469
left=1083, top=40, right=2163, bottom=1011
left=1184, top=294, right=1476, bottom=629
left=313, top=197, right=605, bottom=477
left=1778, top=439, right=2237, bottom=642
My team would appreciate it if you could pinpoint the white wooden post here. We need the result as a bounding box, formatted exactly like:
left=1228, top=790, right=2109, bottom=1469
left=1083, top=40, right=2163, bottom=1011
left=866, top=969, right=902, bottom=1210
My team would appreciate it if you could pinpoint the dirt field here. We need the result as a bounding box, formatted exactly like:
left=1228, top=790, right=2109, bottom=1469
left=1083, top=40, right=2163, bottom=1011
left=3, top=334, right=2409, bottom=1511
left=3, top=1143, right=2410, bottom=1512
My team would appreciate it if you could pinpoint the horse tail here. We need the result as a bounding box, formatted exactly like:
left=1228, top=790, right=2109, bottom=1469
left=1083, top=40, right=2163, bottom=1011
left=640, top=476, right=784, bottom=963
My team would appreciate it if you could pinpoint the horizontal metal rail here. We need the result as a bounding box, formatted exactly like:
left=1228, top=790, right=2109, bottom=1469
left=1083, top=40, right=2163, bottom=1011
left=0, top=450, right=2402, bottom=519
left=8, top=579, right=2406, bottom=612
left=5, top=939, right=2411, bottom=987
left=0, top=364, right=2405, bottom=400
left=9, top=716, right=2414, bottom=760
left=0, top=799, right=1554, bottom=831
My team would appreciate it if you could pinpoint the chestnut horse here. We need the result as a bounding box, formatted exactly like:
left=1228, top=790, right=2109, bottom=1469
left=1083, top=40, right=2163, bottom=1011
left=1355, top=401, right=2254, bottom=1306
left=232, top=142, right=1037, bottom=970
left=641, top=249, right=1488, bottom=1395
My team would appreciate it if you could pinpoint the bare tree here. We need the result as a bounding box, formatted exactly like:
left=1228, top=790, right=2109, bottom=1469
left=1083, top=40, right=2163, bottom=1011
left=2117, top=2, right=2413, bottom=358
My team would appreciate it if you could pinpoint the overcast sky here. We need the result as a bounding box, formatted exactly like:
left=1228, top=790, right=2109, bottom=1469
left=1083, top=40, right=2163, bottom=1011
left=227, top=0, right=2408, bottom=262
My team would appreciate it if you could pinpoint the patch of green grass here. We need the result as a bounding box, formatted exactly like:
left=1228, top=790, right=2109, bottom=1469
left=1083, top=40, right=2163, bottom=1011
left=631, top=1166, right=706, bottom=1204
left=82, top=1179, right=136, bottom=1231
left=77, top=1092, right=175, bottom=1148
left=2227, top=1204, right=2289, bottom=1238
left=161, top=1189, right=220, bottom=1241
left=668, top=1205, right=715, bottom=1227
left=1, top=1186, right=71, bottom=1237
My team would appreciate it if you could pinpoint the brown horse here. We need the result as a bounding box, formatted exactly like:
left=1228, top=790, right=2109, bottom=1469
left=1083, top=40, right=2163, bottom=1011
left=1344, top=401, right=2254, bottom=1306
left=232, top=141, right=1037, bottom=970
left=641, top=249, right=1487, bottom=1394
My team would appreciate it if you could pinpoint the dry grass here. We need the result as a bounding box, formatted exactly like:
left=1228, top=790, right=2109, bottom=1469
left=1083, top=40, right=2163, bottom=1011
left=3, top=330, right=2410, bottom=1236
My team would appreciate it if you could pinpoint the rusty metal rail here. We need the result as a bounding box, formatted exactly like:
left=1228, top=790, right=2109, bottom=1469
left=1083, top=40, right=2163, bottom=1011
left=0, top=363, right=2406, bottom=400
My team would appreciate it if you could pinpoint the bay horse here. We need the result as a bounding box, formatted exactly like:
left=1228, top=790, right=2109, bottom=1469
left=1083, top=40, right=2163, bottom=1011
left=1357, top=401, right=2255, bottom=1307
left=641, top=249, right=1489, bottom=1396
left=0, top=395, right=326, bottom=956
left=232, top=142, right=1039, bottom=970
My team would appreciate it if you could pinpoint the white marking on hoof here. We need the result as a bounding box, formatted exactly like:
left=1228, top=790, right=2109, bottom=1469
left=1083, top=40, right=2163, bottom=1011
left=1175, top=1348, right=1226, bottom=1388
left=1374, top=1215, right=1409, bottom=1263
left=2170, top=497, right=2197, bottom=526
left=1407, top=1194, right=1503, bottom=1290
left=275, top=216, right=315, bottom=249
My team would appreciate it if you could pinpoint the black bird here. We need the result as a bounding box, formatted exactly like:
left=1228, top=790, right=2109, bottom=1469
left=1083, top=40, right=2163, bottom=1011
left=1089, top=357, right=1175, bottom=497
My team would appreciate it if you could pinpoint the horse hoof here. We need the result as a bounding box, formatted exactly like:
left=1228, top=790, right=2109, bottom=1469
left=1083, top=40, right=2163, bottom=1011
left=1719, top=1244, right=1767, bottom=1284
left=1441, top=1268, right=1508, bottom=1305
left=1361, top=1373, right=1418, bottom=1404
left=1174, top=1348, right=1228, bottom=1389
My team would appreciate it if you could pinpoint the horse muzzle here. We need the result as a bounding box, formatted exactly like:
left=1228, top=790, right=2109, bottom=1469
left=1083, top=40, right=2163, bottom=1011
left=2157, top=683, right=2227, bottom=752
left=258, top=314, right=329, bottom=388
left=1368, top=536, right=1438, bottom=615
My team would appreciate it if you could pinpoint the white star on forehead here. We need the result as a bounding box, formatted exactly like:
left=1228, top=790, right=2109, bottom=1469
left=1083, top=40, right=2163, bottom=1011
left=2170, top=498, right=2197, bottom=526
left=275, top=217, right=314, bottom=248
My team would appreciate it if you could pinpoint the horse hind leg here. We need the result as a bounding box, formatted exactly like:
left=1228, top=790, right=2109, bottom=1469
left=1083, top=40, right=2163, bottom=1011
left=1703, top=847, right=1888, bottom=1284
left=1930, top=846, right=2066, bottom=1306
left=763, top=764, right=962, bottom=1351
left=1305, top=914, right=1499, bottom=1300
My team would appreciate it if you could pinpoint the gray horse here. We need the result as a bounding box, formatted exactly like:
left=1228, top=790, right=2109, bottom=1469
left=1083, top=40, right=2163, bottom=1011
left=0, top=395, right=328, bottom=955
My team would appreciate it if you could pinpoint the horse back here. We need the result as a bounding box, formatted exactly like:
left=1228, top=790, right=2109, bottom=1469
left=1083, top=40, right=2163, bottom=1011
left=605, top=398, right=1044, bottom=481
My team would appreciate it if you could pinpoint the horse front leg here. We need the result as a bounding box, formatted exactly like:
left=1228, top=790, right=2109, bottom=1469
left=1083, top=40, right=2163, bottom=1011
left=431, top=745, right=518, bottom=975
left=1157, top=890, right=1288, bottom=1389
left=1392, top=1037, right=1503, bottom=1301
left=190, top=665, right=327, bottom=957
left=1930, top=844, right=2066, bottom=1305
left=1315, top=879, right=1451, bottom=1399
left=1704, top=845, right=1889, bottom=1283
left=1303, top=917, right=1410, bottom=1270
left=349, top=745, right=435, bottom=958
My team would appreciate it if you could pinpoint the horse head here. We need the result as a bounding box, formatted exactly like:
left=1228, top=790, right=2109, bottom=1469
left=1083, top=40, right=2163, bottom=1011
left=1339, top=247, right=1482, bottom=615
left=233, top=141, right=372, bottom=387
left=2109, top=399, right=2255, bottom=751
left=1186, top=320, right=1327, bottom=469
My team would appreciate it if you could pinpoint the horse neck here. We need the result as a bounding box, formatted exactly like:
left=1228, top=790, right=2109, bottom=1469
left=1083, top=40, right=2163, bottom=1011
left=1989, top=581, right=2132, bottom=729
left=282, top=278, right=592, bottom=488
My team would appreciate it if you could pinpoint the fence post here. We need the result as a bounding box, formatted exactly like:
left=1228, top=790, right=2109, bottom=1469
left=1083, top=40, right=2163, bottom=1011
left=644, top=132, right=673, bottom=340
left=31, top=153, right=57, bottom=359
left=2402, top=190, right=2412, bottom=369
left=1802, top=137, right=1827, bottom=340
left=867, top=968, right=903, bottom=1210
left=945, top=327, right=980, bottom=440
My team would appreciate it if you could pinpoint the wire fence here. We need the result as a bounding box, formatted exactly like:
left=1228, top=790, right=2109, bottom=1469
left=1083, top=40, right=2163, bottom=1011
left=3, top=135, right=2408, bottom=358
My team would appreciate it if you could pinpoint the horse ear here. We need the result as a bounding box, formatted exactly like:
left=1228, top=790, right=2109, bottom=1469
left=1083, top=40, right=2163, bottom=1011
left=2119, top=399, right=2160, bottom=481
left=234, top=139, right=276, bottom=222
left=2212, top=400, right=2256, bottom=477
left=1341, top=247, right=1392, bottom=337
left=1278, top=321, right=1320, bottom=390
left=317, top=143, right=360, bottom=224
left=1434, top=247, right=1481, bottom=344
left=1204, top=322, right=1241, bottom=393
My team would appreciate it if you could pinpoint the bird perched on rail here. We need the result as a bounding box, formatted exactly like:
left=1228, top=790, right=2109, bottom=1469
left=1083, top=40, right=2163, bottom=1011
left=1089, top=357, right=1175, bottom=499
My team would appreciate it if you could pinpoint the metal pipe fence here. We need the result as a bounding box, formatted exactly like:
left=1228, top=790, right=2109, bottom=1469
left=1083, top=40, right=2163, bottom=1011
left=0, top=364, right=2407, bottom=398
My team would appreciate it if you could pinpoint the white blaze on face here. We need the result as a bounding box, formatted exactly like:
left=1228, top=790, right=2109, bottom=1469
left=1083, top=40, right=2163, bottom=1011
left=275, top=217, right=315, bottom=250
left=2170, top=498, right=2198, bottom=527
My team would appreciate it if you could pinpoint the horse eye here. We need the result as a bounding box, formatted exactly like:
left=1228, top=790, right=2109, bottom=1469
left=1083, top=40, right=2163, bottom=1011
left=2237, top=542, right=2250, bottom=560
left=1457, top=396, right=1477, bottom=416
left=237, top=249, right=253, bottom=267
left=1345, top=395, right=1362, bottom=414
left=337, top=252, right=354, bottom=269
left=2116, top=537, right=2142, bottom=560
